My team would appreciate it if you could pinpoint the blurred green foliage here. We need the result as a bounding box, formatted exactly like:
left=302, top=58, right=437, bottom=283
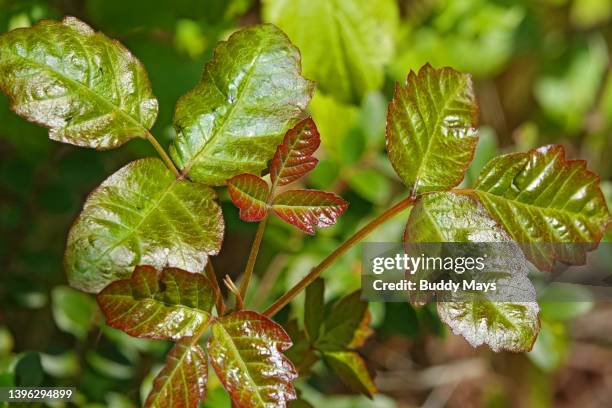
left=0, top=0, right=610, bottom=406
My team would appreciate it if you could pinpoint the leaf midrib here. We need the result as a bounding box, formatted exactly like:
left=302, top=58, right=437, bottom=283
left=179, top=38, right=264, bottom=177
left=5, top=48, right=149, bottom=133
left=214, top=322, right=268, bottom=407
left=475, top=189, right=601, bottom=225
left=413, top=75, right=466, bottom=190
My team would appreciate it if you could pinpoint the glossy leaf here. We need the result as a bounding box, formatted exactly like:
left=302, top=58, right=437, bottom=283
left=97, top=265, right=215, bottom=340
left=0, top=17, right=158, bottom=149
left=304, top=278, right=324, bottom=342
left=269, top=117, right=320, bottom=187
left=272, top=190, right=348, bottom=234
left=474, top=144, right=611, bottom=270
left=144, top=340, right=207, bottom=408
left=386, top=64, right=479, bottom=193
left=322, top=351, right=377, bottom=397
left=317, top=291, right=372, bottom=351
left=170, top=24, right=314, bottom=185
left=227, top=173, right=270, bottom=222
left=65, top=158, right=223, bottom=293
left=406, top=192, right=540, bottom=352
left=263, top=0, right=398, bottom=102
left=208, top=311, right=297, bottom=408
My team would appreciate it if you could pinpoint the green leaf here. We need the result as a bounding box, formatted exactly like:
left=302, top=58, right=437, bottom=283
left=263, top=0, right=398, bottom=103
left=269, top=117, right=320, bottom=187
left=51, top=286, right=97, bottom=340
left=144, top=339, right=208, bottom=408
left=0, top=17, right=158, bottom=149
left=317, top=291, right=372, bottom=351
left=271, top=189, right=348, bottom=235
left=347, top=169, right=391, bottom=205
left=227, top=173, right=270, bottom=222
left=170, top=24, right=314, bottom=185
left=406, top=192, right=540, bottom=352
left=65, top=158, right=223, bottom=293
left=208, top=310, right=297, bottom=408
left=304, top=278, right=324, bottom=342
left=386, top=64, right=479, bottom=194
left=474, top=145, right=611, bottom=270
left=322, top=351, right=376, bottom=397
left=97, top=265, right=216, bottom=340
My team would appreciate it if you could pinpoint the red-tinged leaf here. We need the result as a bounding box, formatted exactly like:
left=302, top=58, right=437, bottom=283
left=269, top=117, right=320, bottom=187
left=208, top=310, right=298, bottom=408
left=97, top=265, right=215, bottom=340
left=227, top=173, right=270, bottom=222
left=322, top=351, right=377, bottom=397
left=271, top=190, right=348, bottom=234
left=144, top=339, right=207, bottom=408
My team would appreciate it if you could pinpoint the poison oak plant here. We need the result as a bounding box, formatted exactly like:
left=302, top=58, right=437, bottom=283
left=0, top=16, right=609, bottom=408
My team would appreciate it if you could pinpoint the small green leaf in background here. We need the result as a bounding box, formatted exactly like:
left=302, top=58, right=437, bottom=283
left=170, top=24, right=314, bottom=185
left=407, top=192, right=540, bottom=352
left=322, top=351, right=377, bottom=398
left=347, top=169, right=391, bottom=205
left=317, top=291, right=371, bottom=351
left=65, top=158, right=224, bottom=293
left=534, top=37, right=608, bottom=133
left=208, top=310, right=297, bottom=408
left=263, top=0, right=398, bottom=103
left=474, top=145, right=611, bottom=270
left=51, top=286, right=97, bottom=340
left=0, top=17, right=158, bottom=149
left=15, top=352, right=43, bottom=387
left=304, top=278, right=325, bottom=342
left=144, top=340, right=207, bottom=408
left=97, top=265, right=216, bottom=340
left=308, top=91, right=359, bottom=160
left=386, top=64, right=479, bottom=194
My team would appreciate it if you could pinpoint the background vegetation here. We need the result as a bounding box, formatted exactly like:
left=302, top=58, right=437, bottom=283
left=0, top=0, right=611, bottom=406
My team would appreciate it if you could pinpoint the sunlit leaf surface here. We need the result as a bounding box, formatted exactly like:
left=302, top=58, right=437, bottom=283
left=65, top=158, right=223, bottom=293
left=272, top=190, right=348, bottom=234
left=0, top=17, right=158, bottom=149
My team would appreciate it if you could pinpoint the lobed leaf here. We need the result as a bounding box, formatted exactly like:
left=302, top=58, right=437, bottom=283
left=316, top=291, right=372, bottom=351
left=269, top=117, right=320, bottom=187
left=170, top=24, right=314, bottom=185
left=405, top=192, right=540, bottom=352
left=144, top=339, right=207, bottom=408
left=208, top=311, right=297, bottom=408
left=97, top=265, right=216, bottom=340
left=474, top=144, right=611, bottom=270
left=271, top=190, right=348, bottom=234
left=0, top=17, right=158, bottom=149
left=386, top=64, right=479, bottom=194
left=263, top=0, right=398, bottom=103
left=65, top=158, right=224, bottom=293
left=227, top=173, right=270, bottom=222
left=322, top=351, right=377, bottom=397
left=304, top=278, right=325, bottom=342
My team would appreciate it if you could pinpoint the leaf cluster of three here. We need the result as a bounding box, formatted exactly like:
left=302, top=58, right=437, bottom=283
left=0, top=17, right=319, bottom=408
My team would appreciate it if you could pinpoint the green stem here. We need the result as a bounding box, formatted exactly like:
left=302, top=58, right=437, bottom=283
left=145, top=131, right=181, bottom=178
left=239, top=215, right=269, bottom=300
left=205, top=261, right=224, bottom=316
left=263, top=196, right=416, bottom=317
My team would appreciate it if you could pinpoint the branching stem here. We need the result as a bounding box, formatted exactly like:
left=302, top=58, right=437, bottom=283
left=264, top=196, right=416, bottom=317
left=205, top=262, right=225, bottom=316
left=240, top=215, right=269, bottom=300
